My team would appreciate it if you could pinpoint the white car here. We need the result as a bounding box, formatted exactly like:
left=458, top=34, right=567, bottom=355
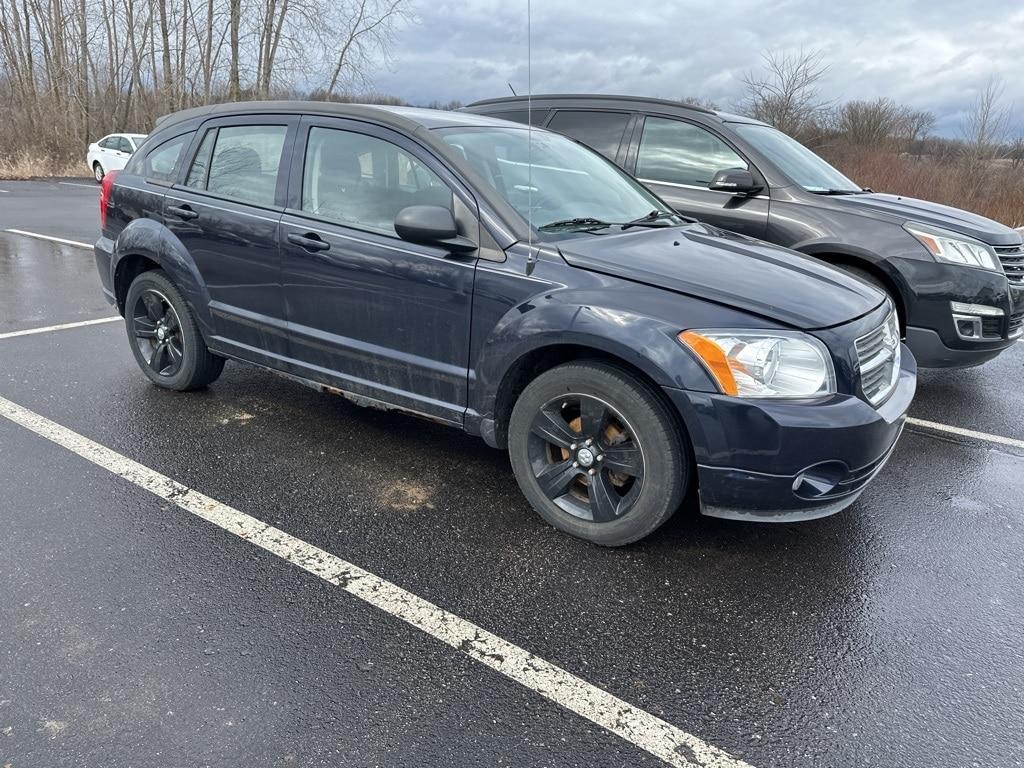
left=87, top=133, right=148, bottom=182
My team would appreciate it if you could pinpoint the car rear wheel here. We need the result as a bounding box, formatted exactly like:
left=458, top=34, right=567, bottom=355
left=93, top=162, right=104, bottom=183
left=508, top=361, right=689, bottom=546
left=125, top=270, right=224, bottom=391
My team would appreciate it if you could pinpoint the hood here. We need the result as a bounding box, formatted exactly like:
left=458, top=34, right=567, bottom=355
left=830, top=192, right=1022, bottom=247
left=557, top=223, right=884, bottom=330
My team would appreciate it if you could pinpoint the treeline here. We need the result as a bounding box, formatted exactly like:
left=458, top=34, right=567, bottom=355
left=0, top=0, right=410, bottom=172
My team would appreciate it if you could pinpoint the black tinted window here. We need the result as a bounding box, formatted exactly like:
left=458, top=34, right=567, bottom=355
left=140, top=132, right=194, bottom=181
left=205, top=125, right=288, bottom=206
left=301, top=127, right=452, bottom=235
left=485, top=109, right=549, bottom=126
left=185, top=129, right=217, bottom=189
left=637, top=117, right=747, bottom=187
left=545, top=110, right=631, bottom=160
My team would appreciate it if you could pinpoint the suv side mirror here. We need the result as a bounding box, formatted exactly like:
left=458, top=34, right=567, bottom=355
left=709, top=168, right=761, bottom=195
left=395, top=205, right=477, bottom=252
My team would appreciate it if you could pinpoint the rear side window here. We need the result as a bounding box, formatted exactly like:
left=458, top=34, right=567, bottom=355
left=301, top=126, right=452, bottom=235
left=138, top=132, right=194, bottom=182
left=186, top=125, right=288, bottom=207
left=99, top=136, right=116, bottom=149
left=546, top=110, right=631, bottom=160
left=636, top=117, right=747, bottom=187
left=116, top=137, right=133, bottom=153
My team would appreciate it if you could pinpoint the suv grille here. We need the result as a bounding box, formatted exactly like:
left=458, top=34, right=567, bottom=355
left=995, top=243, right=1024, bottom=283
left=1010, top=310, right=1024, bottom=339
left=855, top=310, right=901, bottom=406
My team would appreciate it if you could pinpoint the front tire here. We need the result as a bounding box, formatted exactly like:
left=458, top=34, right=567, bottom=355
left=93, top=162, right=105, bottom=183
left=508, top=361, right=689, bottom=546
left=124, top=270, right=224, bottom=391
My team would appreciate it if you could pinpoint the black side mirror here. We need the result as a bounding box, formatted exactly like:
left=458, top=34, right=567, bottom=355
left=709, top=168, right=761, bottom=195
left=394, top=205, right=477, bottom=252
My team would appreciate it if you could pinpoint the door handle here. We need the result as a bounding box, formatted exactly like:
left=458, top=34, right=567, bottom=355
left=167, top=204, right=199, bottom=220
left=287, top=232, right=331, bottom=252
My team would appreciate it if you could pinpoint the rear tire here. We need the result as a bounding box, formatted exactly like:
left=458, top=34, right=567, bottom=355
left=93, top=162, right=104, bottom=183
left=508, top=361, right=689, bottom=546
left=124, top=270, right=224, bottom=391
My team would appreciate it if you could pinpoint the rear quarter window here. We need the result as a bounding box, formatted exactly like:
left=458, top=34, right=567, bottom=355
left=130, top=131, right=195, bottom=181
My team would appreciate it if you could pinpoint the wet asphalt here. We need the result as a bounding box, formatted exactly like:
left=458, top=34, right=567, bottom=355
left=1, top=180, right=1023, bottom=768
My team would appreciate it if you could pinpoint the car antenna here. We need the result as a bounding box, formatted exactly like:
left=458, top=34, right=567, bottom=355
left=524, top=0, right=537, bottom=276
left=507, top=82, right=517, bottom=96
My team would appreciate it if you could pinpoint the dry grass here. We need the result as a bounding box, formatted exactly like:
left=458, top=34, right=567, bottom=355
left=0, top=151, right=86, bottom=180
left=822, top=147, right=1024, bottom=229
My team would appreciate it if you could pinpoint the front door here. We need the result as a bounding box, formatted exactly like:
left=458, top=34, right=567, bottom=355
left=278, top=117, right=479, bottom=424
left=163, top=116, right=297, bottom=361
left=628, top=115, right=770, bottom=238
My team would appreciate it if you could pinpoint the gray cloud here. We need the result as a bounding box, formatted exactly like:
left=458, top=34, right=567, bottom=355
left=369, top=0, right=1024, bottom=136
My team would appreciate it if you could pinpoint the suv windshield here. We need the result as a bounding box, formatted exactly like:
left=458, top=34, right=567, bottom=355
left=436, top=126, right=675, bottom=233
left=733, top=123, right=861, bottom=194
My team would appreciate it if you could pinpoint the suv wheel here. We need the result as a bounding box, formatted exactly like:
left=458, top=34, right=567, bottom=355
left=93, top=162, right=104, bottom=183
left=508, top=361, right=689, bottom=546
left=125, top=270, right=225, bottom=391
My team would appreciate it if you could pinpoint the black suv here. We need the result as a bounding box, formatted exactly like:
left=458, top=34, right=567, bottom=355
left=466, top=95, right=1024, bottom=368
left=95, top=102, right=914, bottom=545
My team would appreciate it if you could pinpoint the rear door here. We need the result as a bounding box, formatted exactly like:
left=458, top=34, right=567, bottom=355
left=164, top=114, right=298, bottom=362
left=278, top=116, right=479, bottom=424
left=543, top=109, right=636, bottom=164
left=627, top=115, right=769, bottom=238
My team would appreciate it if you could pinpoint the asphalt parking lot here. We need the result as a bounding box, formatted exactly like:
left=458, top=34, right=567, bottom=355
left=1, top=179, right=1023, bottom=768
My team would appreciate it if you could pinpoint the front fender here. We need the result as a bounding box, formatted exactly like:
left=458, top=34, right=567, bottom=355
left=469, top=295, right=719, bottom=422
left=113, top=218, right=214, bottom=335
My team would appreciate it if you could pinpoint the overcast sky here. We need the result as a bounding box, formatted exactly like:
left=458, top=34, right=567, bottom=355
left=371, top=0, right=1024, bottom=137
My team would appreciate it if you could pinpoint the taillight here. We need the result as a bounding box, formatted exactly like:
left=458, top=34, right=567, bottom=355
left=99, top=169, right=118, bottom=229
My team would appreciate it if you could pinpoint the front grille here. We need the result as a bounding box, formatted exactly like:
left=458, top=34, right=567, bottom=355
left=855, top=310, right=901, bottom=406
left=995, top=243, right=1024, bottom=283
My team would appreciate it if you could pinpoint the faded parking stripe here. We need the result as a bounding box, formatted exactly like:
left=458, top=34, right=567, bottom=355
left=0, top=317, right=120, bottom=340
left=906, top=416, right=1024, bottom=452
left=0, top=393, right=753, bottom=768
left=3, top=228, right=92, bottom=249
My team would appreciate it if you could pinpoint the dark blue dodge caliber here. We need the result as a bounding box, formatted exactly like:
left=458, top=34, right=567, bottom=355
left=95, top=102, right=916, bottom=545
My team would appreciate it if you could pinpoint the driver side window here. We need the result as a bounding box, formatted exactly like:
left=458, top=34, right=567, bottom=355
left=301, top=127, right=452, bottom=235
left=637, top=117, right=747, bottom=188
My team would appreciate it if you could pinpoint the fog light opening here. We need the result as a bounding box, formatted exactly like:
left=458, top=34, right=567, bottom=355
left=792, top=462, right=847, bottom=499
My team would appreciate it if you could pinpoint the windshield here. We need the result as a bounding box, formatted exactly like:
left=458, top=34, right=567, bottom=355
left=436, top=126, right=674, bottom=234
left=733, top=123, right=861, bottom=193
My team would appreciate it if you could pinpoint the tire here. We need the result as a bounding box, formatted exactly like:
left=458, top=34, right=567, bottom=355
left=93, top=162, right=104, bottom=183
left=508, top=361, right=690, bottom=546
left=836, top=264, right=901, bottom=327
left=124, top=270, right=225, bottom=391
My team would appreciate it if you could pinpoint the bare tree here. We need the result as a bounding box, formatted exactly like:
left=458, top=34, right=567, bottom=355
left=740, top=48, right=830, bottom=138
left=899, top=109, right=935, bottom=156
left=962, top=76, right=1011, bottom=165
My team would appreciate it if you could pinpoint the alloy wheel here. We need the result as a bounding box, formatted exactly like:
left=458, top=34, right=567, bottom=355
left=527, top=393, right=645, bottom=523
left=132, top=289, right=184, bottom=377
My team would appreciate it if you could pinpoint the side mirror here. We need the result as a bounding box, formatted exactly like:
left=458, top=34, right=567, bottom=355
left=394, top=205, right=477, bottom=252
left=709, top=168, right=761, bottom=196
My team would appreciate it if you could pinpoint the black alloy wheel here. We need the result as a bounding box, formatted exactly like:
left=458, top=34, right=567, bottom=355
left=527, top=393, right=645, bottom=523
left=132, top=289, right=184, bottom=378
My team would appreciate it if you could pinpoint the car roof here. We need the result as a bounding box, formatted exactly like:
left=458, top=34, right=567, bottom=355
left=465, top=94, right=770, bottom=127
left=153, top=100, right=522, bottom=133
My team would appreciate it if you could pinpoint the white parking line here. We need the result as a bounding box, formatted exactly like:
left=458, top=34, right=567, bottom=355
left=0, top=393, right=751, bottom=768
left=58, top=181, right=99, bottom=190
left=3, top=228, right=92, bottom=249
left=906, top=417, right=1024, bottom=452
left=0, top=316, right=120, bottom=341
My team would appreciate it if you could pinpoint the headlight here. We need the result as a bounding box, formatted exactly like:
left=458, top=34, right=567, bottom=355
left=904, top=222, right=999, bottom=271
left=678, top=330, right=836, bottom=398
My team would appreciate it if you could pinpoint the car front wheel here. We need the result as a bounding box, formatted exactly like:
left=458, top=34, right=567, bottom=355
left=124, top=270, right=225, bottom=391
left=508, top=361, right=690, bottom=546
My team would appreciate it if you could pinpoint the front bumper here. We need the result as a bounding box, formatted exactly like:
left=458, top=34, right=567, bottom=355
left=892, top=257, right=1022, bottom=368
left=663, top=345, right=916, bottom=522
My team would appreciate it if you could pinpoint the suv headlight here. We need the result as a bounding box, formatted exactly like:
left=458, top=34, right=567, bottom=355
left=904, top=222, right=999, bottom=271
left=679, top=330, right=836, bottom=398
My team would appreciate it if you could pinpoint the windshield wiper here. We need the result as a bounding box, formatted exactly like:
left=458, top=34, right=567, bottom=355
left=620, top=210, right=677, bottom=230
left=537, top=217, right=612, bottom=232
left=807, top=188, right=866, bottom=196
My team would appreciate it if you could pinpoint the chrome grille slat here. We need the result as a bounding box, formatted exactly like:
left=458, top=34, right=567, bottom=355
left=855, top=310, right=900, bottom=406
left=995, top=243, right=1024, bottom=283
